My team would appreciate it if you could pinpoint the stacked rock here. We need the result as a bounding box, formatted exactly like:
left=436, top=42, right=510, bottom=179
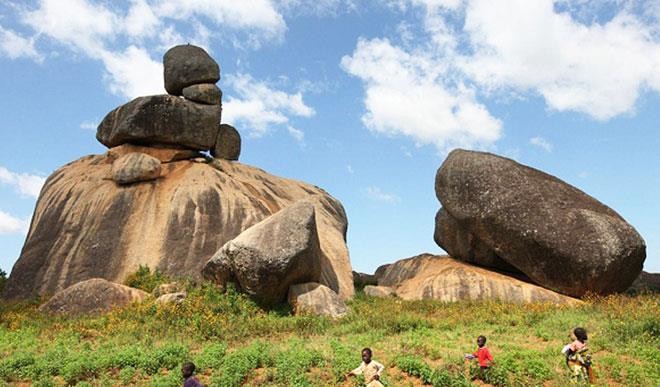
left=96, top=44, right=241, bottom=185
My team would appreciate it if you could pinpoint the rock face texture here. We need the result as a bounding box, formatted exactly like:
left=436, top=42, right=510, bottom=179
left=202, top=201, right=323, bottom=305
left=435, top=149, right=646, bottom=297
left=626, top=271, right=660, bottom=294
left=156, top=292, right=187, bottom=304
left=38, top=278, right=148, bottom=315
left=111, top=152, right=161, bottom=184
left=3, top=157, right=353, bottom=300
left=363, top=285, right=395, bottom=298
left=164, top=45, right=220, bottom=95
left=381, top=255, right=580, bottom=304
left=96, top=95, right=221, bottom=150
left=288, top=282, right=348, bottom=318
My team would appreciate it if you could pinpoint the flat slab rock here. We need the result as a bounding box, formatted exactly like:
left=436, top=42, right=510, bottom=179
left=96, top=94, right=220, bottom=151
left=435, top=149, right=646, bottom=297
left=202, top=200, right=323, bottom=305
left=288, top=282, right=348, bottom=318
left=39, top=278, right=148, bottom=315
left=382, top=255, right=581, bottom=305
left=363, top=285, right=395, bottom=298
left=107, top=144, right=200, bottom=163
left=3, top=155, right=353, bottom=301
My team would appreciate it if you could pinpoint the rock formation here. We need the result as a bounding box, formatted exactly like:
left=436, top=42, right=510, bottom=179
left=435, top=149, right=646, bottom=297
left=202, top=201, right=324, bottom=305
left=38, top=278, right=148, bottom=315
left=363, top=285, right=395, bottom=298
left=3, top=45, right=354, bottom=302
left=378, top=255, right=580, bottom=304
left=288, top=282, right=348, bottom=318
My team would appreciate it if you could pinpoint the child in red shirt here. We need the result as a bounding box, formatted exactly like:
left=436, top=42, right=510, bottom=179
left=465, top=335, right=494, bottom=380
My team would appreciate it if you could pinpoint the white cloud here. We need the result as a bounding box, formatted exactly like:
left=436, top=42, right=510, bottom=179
left=0, top=25, right=43, bottom=62
left=99, top=46, right=164, bottom=98
left=80, top=120, right=98, bottom=130
left=222, top=73, right=315, bottom=137
left=14, top=0, right=290, bottom=98
left=0, top=210, right=28, bottom=235
left=363, top=186, right=400, bottom=204
left=0, top=167, right=46, bottom=199
left=460, top=0, right=660, bottom=120
left=341, top=38, right=501, bottom=152
left=346, top=0, right=660, bottom=151
left=278, top=0, right=357, bottom=16
left=530, top=136, right=553, bottom=153
left=286, top=125, right=305, bottom=142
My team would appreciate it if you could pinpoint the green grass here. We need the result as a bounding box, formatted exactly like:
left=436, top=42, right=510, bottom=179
left=0, top=283, right=658, bottom=386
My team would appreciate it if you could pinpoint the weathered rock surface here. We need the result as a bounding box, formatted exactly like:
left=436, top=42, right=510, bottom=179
left=96, top=95, right=220, bottom=151
left=38, top=278, right=148, bottom=315
left=111, top=152, right=161, bottom=184
left=435, top=149, right=646, bottom=297
left=353, top=271, right=377, bottom=289
left=153, top=282, right=182, bottom=297
left=377, top=253, right=436, bottom=287
left=108, top=144, right=199, bottom=163
left=212, top=124, right=241, bottom=161
left=434, top=208, right=521, bottom=273
left=363, top=285, right=395, bottom=298
left=202, top=201, right=323, bottom=305
left=626, top=271, right=660, bottom=294
left=288, top=282, right=348, bottom=318
left=384, top=255, right=580, bottom=304
left=156, top=292, right=187, bottom=304
left=164, top=45, right=220, bottom=95
left=182, top=84, right=222, bottom=105
left=3, top=156, right=353, bottom=300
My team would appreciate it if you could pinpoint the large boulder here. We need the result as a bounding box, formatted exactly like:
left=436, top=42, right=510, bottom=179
left=288, top=282, right=348, bottom=318
left=382, top=255, right=580, bottom=304
left=626, top=271, right=660, bottom=294
left=164, top=45, right=220, bottom=95
left=202, top=201, right=323, bottom=305
left=3, top=156, right=353, bottom=300
left=434, top=208, right=521, bottom=273
left=435, top=149, right=646, bottom=297
left=111, top=152, right=161, bottom=184
left=363, top=285, right=395, bottom=298
left=38, top=278, right=148, bottom=315
left=96, top=95, right=221, bottom=151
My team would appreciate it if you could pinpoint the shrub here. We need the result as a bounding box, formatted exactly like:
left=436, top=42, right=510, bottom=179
left=194, top=342, right=227, bottom=371
left=212, top=341, right=273, bottom=386
left=274, top=343, right=323, bottom=385
left=123, top=265, right=168, bottom=293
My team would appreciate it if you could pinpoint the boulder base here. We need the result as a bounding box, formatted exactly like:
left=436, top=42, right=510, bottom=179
left=381, top=254, right=580, bottom=304
left=96, top=95, right=220, bottom=151
left=38, top=278, right=148, bottom=315
left=435, top=149, right=646, bottom=297
left=288, top=282, right=348, bottom=318
left=3, top=156, right=353, bottom=300
left=107, top=144, right=199, bottom=163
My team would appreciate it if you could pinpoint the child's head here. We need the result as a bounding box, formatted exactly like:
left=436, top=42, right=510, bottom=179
left=361, top=347, right=373, bottom=363
left=182, top=362, right=196, bottom=379
left=573, top=327, right=588, bottom=342
left=477, top=335, right=487, bottom=347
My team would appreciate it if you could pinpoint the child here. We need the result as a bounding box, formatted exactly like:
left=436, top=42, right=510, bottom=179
left=346, top=347, right=385, bottom=387
left=182, top=361, right=202, bottom=387
left=562, top=327, right=594, bottom=383
left=465, top=335, right=494, bottom=380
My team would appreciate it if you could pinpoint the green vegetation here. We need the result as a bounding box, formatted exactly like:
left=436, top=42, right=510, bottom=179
left=0, top=281, right=658, bottom=386
left=123, top=265, right=169, bottom=293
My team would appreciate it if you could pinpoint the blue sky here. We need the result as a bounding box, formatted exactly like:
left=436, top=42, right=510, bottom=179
left=1, top=0, right=659, bottom=276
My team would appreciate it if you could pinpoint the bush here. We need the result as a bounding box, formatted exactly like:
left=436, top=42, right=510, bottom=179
left=123, top=265, right=168, bottom=293
left=274, top=343, right=323, bottom=385
left=212, top=341, right=273, bottom=386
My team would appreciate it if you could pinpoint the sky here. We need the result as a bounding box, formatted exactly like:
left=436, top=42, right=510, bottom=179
left=0, top=0, right=659, bottom=276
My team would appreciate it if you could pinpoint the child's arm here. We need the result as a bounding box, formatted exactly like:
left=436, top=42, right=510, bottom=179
left=371, top=361, right=385, bottom=381
left=345, top=362, right=364, bottom=378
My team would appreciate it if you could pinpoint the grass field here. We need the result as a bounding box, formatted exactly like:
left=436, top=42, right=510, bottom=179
left=0, top=276, right=657, bottom=386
